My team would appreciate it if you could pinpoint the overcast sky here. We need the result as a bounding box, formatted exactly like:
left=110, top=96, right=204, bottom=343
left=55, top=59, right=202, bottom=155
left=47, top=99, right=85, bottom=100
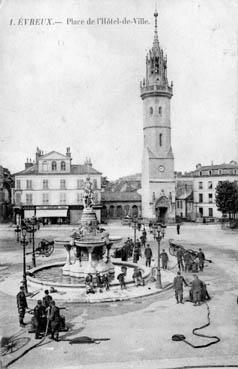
left=0, top=0, right=237, bottom=180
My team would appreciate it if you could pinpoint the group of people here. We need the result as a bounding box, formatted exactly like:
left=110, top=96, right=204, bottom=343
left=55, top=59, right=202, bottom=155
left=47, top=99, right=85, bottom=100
left=85, top=272, right=110, bottom=294
left=173, top=271, right=210, bottom=305
left=16, top=287, right=64, bottom=341
left=177, top=248, right=205, bottom=273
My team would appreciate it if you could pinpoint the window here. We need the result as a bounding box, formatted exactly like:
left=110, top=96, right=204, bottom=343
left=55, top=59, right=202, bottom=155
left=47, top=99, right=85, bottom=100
left=43, top=161, right=48, bottom=172
left=15, top=192, right=21, bottom=205
left=208, top=208, right=213, bottom=217
left=60, top=179, right=66, bottom=189
left=198, top=182, right=203, bottom=189
left=93, top=179, right=97, bottom=189
left=208, top=181, right=212, bottom=189
left=159, top=106, right=162, bottom=115
left=199, top=171, right=202, bottom=176
left=42, top=193, right=49, bottom=204
left=149, top=107, right=153, bottom=115
left=61, top=161, right=66, bottom=171
left=209, top=170, right=212, bottom=176
left=16, top=180, right=21, bottom=189
left=199, top=207, right=203, bottom=216
left=52, top=161, right=57, bottom=171
left=43, top=179, right=48, bottom=189
left=208, top=193, right=213, bottom=203
left=199, top=194, right=203, bottom=203
left=159, top=133, right=162, bottom=147
left=26, top=180, right=32, bottom=189
left=60, top=192, right=66, bottom=204
left=77, top=179, right=84, bottom=189
left=26, top=193, right=33, bottom=205
left=77, top=193, right=83, bottom=204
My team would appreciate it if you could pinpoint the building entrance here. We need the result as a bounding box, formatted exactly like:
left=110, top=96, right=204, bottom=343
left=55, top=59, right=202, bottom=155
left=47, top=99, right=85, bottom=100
left=155, top=196, right=170, bottom=223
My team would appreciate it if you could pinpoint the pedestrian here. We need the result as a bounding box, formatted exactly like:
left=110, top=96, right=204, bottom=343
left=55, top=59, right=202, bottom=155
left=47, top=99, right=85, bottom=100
left=149, top=221, right=153, bottom=233
left=144, top=244, right=153, bottom=267
left=140, top=234, right=146, bottom=248
left=160, top=249, right=169, bottom=269
left=197, top=248, right=205, bottom=271
left=96, top=272, right=103, bottom=293
left=102, top=273, right=110, bottom=291
left=50, top=301, right=61, bottom=341
left=133, top=242, right=141, bottom=263
left=132, top=267, right=144, bottom=286
left=85, top=273, right=95, bottom=294
left=33, top=300, right=46, bottom=339
left=117, top=272, right=126, bottom=289
left=191, top=274, right=202, bottom=306
left=176, top=248, right=184, bottom=271
left=176, top=223, right=181, bottom=235
left=121, top=244, right=128, bottom=262
left=42, top=289, right=53, bottom=309
left=173, top=271, right=188, bottom=304
left=16, top=286, right=28, bottom=327
left=183, top=251, right=192, bottom=273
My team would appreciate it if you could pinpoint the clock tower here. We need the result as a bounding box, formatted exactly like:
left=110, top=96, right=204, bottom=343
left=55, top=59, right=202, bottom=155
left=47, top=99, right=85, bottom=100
left=140, top=10, right=175, bottom=222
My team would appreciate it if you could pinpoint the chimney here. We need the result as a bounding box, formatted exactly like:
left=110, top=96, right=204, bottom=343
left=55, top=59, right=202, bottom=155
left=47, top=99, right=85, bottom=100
left=25, top=158, right=34, bottom=170
left=84, top=157, right=92, bottom=168
left=66, top=147, right=71, bottom=158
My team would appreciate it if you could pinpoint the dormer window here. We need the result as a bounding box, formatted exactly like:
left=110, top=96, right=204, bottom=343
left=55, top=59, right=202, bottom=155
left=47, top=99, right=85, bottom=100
left=52, top=161, right=57, bottom=171
left=61, top=161, right=66, bottom=171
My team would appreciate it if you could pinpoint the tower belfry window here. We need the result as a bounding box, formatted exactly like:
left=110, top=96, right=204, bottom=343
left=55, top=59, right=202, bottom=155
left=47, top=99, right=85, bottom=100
left=159, top=133, right=162, bottom=146
left=159, top=107, right=162, bottom=115
left=149, top=107, right=153, bottom=115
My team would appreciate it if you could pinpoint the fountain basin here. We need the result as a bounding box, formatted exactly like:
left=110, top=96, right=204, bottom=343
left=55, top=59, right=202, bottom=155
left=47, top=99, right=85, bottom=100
left=27, top=260, right=151, bottom=292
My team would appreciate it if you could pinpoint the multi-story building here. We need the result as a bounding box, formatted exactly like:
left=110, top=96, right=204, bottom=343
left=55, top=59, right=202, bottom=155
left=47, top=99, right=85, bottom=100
left=180, top=161, right=238, bottom=220
left=13, top=147, right=102, bottom=224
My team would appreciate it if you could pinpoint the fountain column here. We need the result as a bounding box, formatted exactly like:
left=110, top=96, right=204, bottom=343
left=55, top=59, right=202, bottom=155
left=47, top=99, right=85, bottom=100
left=62, top=244, right=72, bottom=275
left=70, top=246, right=84, bottom=278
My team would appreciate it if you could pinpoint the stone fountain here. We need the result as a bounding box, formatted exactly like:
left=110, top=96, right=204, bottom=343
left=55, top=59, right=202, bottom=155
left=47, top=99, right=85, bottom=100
left=56, top=176, right=118, bottom=278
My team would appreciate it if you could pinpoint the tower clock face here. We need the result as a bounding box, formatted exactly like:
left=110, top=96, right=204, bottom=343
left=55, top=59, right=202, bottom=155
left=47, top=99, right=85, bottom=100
left=159, top=165, right=165, bottom=172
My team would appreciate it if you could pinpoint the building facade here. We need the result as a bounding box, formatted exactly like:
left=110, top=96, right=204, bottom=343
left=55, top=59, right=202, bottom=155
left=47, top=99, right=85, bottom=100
left=180, top=162, right=238, bottom=220
left=13, top=148, right=102, bottom=224
left=140, top=11, right=175, bottom=222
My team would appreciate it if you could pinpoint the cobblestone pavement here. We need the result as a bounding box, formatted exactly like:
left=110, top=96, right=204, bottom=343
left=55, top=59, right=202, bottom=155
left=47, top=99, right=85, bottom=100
left=0, top=222, right=238, bottom=368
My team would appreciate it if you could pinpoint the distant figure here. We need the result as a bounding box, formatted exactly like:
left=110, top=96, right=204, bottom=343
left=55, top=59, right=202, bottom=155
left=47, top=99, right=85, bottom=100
left=121, top=244, right=128, bottom=262
left=173, top=271, right=188, bottom=304
left=102, top=273, right=110, bottom=291
left=177, top=223, right=181, bottom=235
left=184, top=251, right=192, bottom=273
left=176, top=248, right=184, bottom=271
left=85, top=273, right=95, bottom=294
left=132, top=267, right=144, bottom=287
left=197, top=248, right=205, bottom=271
left=160, top=249, right=169, bottom=269
left=117, top=272, right=126, bottom=289
left=16, top=286, right=28, bottom=327
left=33, top=300, right=46, bottom=339
left=96, top=272, right=103, bottom=293
left=144, top=244, right=153, bottom=267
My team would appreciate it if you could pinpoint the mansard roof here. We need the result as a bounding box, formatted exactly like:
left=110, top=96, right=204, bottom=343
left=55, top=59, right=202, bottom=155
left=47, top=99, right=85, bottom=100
left=14, top=164, right=101, bottom=176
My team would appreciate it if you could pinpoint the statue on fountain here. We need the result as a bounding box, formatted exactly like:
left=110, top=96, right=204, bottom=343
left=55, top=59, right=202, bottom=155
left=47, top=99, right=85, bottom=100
left=84, top=177, right=95, bottom=208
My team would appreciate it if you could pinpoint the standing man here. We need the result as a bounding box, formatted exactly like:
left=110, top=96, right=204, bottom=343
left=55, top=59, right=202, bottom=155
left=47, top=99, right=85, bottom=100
left=176, top=223, right=181, bottom=235
left=50, top=301, right=61, bottom=341
left=191, top=274, right=202, bottom=306
left=197, top=248, right=205, bottom=271
left=176, top=248, right=184, bottom=271
left=184, top=251, right=192, bottom=273
left=160, top=249, right=169, bottom=270
left=42, top=289, right=53, bottom=309
left=173, top=271, right=188, bottom=304
left=16, top=286, right=28, bottom=327
left=33, top=300, right=46, bottom=339
left=144, top=244, right=153, bottom=267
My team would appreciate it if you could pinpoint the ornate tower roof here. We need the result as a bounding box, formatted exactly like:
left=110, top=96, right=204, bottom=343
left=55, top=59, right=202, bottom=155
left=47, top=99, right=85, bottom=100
left=140, top=10, right=173, bottom=99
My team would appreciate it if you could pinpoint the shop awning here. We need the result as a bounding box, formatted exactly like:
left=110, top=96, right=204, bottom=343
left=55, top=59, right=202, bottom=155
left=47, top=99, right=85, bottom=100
left=36, top=209, right=68, bottom=218
left=24, top=210, right=35, bottom=218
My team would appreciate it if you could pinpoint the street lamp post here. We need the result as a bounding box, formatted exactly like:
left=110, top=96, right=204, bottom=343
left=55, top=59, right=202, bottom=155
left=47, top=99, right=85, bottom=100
left=15, top=225, right=21, bottom=243
left=155, top=223, right=166, bottom=289
left=31, top=216, right=37, bottom=268
left=20, top=228, right=28, bottom=293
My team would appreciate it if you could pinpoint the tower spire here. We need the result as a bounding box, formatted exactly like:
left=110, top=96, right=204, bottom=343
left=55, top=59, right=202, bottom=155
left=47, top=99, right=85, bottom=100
left=153, top=8, right=159, bottom=48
